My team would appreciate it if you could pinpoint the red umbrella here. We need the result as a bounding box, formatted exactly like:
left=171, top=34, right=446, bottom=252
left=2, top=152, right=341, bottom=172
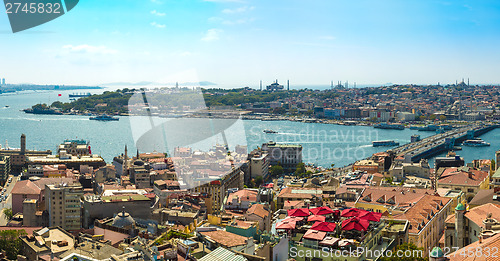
left=276, top=220, right=296, bottom=230
left=341, top=208, right=368, bottom=218
left=310, top=206, right=334, bottom=216
left=288, top=208, right=311, bottom=217
left=307, top=215, right=326, bottom=222
left=311, top=221, right=337, bottom=232
left=341, top=217, right=370, bottom=231
left=359, top=211, right=382, bottom=222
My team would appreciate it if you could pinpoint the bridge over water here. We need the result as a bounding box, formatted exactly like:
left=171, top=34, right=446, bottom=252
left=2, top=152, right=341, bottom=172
left=391, top=125, right=498, bottom=162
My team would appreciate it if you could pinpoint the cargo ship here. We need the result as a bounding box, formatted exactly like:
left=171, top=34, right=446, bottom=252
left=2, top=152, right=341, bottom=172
left=372, top=140, right=400, bottom=147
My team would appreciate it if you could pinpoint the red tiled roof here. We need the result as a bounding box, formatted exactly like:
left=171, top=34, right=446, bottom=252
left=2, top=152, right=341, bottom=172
left=247, top=204, right=269, bottom=218
left=200, top=230, right=249, bottom=247
left=11, top=180, right=41, bottom=195
left=438, top=167, right=489, bottom=187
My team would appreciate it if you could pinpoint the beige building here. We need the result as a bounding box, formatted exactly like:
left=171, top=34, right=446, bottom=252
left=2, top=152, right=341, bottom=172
left=389, top=159, right=431, bottom=180
left=249, top=153, right=270, bottom=180
left=45, top=184, right=83, bottom=231
left=393, top=194, right=453, bottom=252
left=445, top=203, right=500, bottom=249
left=437, top=166, right=490, bottom=202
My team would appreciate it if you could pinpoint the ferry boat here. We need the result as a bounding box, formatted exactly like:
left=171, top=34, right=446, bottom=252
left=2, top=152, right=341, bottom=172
left=373, top=123, right=405, bottom=130
left=263, top=129, right=278, bottom=134
left=462, top=139, right=490, bottom=147
left=372, top=140, right=400, bottom=147
left=89, top=115, right=119, bottom=121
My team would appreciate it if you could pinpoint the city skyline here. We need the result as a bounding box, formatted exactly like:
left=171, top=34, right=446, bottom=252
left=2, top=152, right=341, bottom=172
left=1, top=0, right=500, bottom=87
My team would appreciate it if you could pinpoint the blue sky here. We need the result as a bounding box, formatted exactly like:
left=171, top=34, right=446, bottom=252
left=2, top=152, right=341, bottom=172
left=1, top=0, right=500, bottom=87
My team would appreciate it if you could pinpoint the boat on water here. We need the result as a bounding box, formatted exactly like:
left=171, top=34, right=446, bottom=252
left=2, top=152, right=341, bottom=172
left=4, top=105, right=9, bottom=108
left=462, top=139, right=490, bottom=147
left=263, top=129, right=278, bottom=134
left=89, top=115, right=119, bottom=121
left=69, top=92, right=91, bottom=98
left=373, top=123, right=405, bottom=130
left=372, top=140, right=400, bottom=147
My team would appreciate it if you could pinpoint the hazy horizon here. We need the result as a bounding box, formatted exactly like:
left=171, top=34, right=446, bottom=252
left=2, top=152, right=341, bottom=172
left=2, top=0, right=500, bottom=86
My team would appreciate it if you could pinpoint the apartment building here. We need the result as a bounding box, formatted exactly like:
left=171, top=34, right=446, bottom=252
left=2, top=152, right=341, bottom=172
left=45, top=183, right=83, bottom=231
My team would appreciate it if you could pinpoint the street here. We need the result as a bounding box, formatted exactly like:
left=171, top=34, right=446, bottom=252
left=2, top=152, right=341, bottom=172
left=0, top=175, right=19, bottom=226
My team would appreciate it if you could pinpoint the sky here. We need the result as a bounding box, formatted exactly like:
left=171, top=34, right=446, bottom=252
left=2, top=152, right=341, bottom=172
left=1, top=0, right=500, bottom=88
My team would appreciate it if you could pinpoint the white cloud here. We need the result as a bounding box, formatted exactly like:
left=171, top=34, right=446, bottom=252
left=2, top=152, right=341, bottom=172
left=151, top=22, right=166, bottom=28
left=222, top=6, right=254, bottom=14
left=201, top=29, right=222, bottom=42
left=62, top=44, right=118, bottom=55
left=151, top=0, right=163, bottom=4
left=319, top=35, right=336, bottom=40
left=151, top=10, right=166, bottom=16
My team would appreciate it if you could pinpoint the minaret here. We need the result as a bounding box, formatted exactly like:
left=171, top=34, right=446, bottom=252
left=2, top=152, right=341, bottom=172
left=260, top=80, right=262, bottom=91
left=287, top=80, right=289, bottom=91
left=136, top=149, right=139, bottom=159
left=20, top=134, right=26, bottom=155
left=124, top=145, right=128, bottom=176
left=467, top=78, right=470, bottom=87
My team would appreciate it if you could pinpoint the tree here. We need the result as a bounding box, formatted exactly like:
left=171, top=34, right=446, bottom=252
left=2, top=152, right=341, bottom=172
left=379, top=243, right=427, bottom=261
left=439, top=115, right=446, bottom=121
left=0, top=229, right=26, bottom=259
left=295, top=163, right=306, bottom=176
left=429, top=114, right=437, bottom=121
left=254, top=176, right=263, bottom=187
left=3, top=208, right=13, bottom=220
left=270, top=165, right=284, bottom=177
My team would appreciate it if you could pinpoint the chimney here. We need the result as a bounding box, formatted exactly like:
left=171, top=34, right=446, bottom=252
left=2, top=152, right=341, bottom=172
left=468, top=171, right=473, bottom=180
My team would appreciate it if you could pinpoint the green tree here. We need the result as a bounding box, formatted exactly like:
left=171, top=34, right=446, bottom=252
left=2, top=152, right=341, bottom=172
left=0, top=229, right=26, bottom=259
left=295, top=163, right=306, bottom=176
left=429, top=114, right=437, bottom=121
left=254, top=176, right=263, bottom=187
left=439, top=115, right=446, bottom=121
left=3, top=208, right=13, bottom=220
left=379, top=243, right=427, bottom=261
left=270, top=165, right=284, bottom=177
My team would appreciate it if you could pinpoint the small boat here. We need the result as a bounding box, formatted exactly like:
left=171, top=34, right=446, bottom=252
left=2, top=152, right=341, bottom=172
left=462, top=139, right=490, bottom=147
left=89, top=115, right=119, bottom=121
left=4, top=105, right=9, bottom=108
left=263, top=129, right=278, bottom=134
left=372, top=140, right=400, bottom=147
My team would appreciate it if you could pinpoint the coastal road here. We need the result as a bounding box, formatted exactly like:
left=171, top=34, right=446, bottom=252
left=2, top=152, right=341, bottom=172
left=0, top=175, right=18, bottom=225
